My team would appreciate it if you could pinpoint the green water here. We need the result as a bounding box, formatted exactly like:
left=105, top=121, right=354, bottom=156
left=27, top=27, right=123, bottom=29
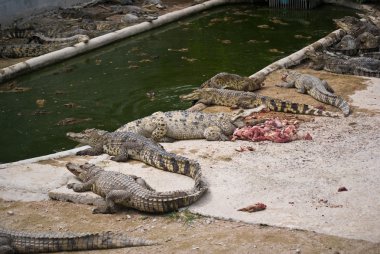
left=0, top=5, right=357, bottom=163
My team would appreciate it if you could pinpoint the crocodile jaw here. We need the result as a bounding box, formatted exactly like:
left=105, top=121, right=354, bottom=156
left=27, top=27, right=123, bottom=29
left=179, top=91, right=200, bottom=101
left=66, top=128, right=106, bottom=146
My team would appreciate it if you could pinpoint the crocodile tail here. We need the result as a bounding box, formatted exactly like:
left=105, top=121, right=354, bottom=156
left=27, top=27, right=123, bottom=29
left=353, top=68, right=380, bottom=78
left=1, top=228, right=155, bottom=253
left=142, top=185, right=208, bottom=213
left=262, top=97, right=340, bottom=117
left=141, top=149, right=204, bottom=187
left=309, top=88, right=350, bottom=116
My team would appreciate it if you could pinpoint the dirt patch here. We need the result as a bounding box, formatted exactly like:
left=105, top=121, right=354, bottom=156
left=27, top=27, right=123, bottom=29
left=1, top=199, right=379, bottom=254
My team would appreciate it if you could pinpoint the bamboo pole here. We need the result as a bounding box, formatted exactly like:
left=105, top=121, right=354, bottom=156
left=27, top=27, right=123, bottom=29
left=0, top=0, right=253, bottom=84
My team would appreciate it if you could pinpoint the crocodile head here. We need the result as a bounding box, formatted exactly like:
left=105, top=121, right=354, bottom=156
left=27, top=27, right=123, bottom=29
left=280, top=69, right=289, bottom=82
left=179, top=88, right=207, bottom=105
left=333, top=16, right=363, bottom=34
left=67, top=128, right=108, bottom=146
left=179, top=89, right=202, bottom=101
left=66, top=162, right=102, bottom=182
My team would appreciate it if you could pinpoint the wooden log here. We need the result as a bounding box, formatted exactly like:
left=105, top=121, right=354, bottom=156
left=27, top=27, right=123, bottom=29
left=248, top=29, right=346, bottom=84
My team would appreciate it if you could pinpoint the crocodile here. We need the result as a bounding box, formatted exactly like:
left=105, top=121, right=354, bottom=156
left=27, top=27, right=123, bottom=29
left=361, top=51, right=380, bottom=60
left=115, top=109, right=257, bottom=142
left=307, top=50, right=380, bottom=78
left=66, top=129, right=206, bottom=189
left=180, top=88, right=340, bottom=117
left=334, top=16, right=380, bottom=37
left=65, top=162, right=207, bottom=214
left=356, top=32, right=379, bottom=50
left=275, top=70, right=350, bottom=116
left=0, top=227, right=154, bottom=253
left=331, top=34, right=358, bottom=56
left=0, top=27, right=89, bottom=58
left=200, top=72, right=264, bottom=92
left=330, top=32, right=379, bottom=56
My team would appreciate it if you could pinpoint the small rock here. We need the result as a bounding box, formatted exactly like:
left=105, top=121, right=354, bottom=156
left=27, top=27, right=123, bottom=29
left=338, top=186, right=348, bottom=192
left=295, top=249, right=301, bottom=254
left=155, top=3, right=165, bottom=9
left=205, top=218, right=214, bottom=224
left=152, top=218, right=157, bottom=222
left=7, top=211, right=14, bottom=216
left=126, top=215, right=131, bottom=219
left=121, top=14, right=139, bottom=24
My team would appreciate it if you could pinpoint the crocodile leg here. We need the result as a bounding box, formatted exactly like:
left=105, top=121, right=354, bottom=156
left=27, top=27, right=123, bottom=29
left=295, top=83, right=307, bottom=94
left=93, top=190, right=132, bottom=214
left=67, top=179, right=95, bottom=192
left=151, top=118, right=167, bottom=141
left=204, top=126, right=229, bottom=141
left=275, top=81, right=295, bottom=88
left=130, top=175, right=156, bottom=191
left=0, top=236, right=13, bottom=254
left=322, top=80, right=335, bottom=93
left=106, top=143, right=130, bottom=162
left=77, top=146, right=103, bottom=156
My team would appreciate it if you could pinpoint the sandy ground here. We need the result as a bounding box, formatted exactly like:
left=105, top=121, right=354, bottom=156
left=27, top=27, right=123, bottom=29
left=1, top=69, right=380, bottom=253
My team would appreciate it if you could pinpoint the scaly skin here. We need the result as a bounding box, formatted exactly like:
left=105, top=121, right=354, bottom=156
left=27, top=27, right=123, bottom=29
left=0, top=227, right=154, bottom=253
left=307, top=51, right=380, bottom=78
left=333, top=16, right=380, bottom=37
left=329, top=32, right=379, bottom=56
left=361, top=51, right=380, bottom=60
left=330, top=34, right=359, bottom=56
left=66, top=129, right=206, bottom=189
left=67, top=129, right=207, bottom=213
left=180, top=88, right=339, bottom=117
left=200, top=72, right=264, bottom=92
left=115, top=110, right=256, bottom=142
left=65, top=163, right=207, bottom=214
left=276, top=70, right=350, bottom=117
left=0, top=29, right=89, bottom=58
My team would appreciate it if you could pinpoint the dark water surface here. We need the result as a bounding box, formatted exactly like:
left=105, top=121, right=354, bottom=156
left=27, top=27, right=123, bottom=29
left=0, top=5, right=357, bottom=163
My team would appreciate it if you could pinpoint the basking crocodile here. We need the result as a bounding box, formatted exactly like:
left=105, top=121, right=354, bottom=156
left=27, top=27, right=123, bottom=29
left=115, top=109, right=256, bottom=142
left=331, top=34, right=358, bottom=56
left=180, top=88, right=339, bottom=117
left=275, top=70, right=350, bottom=116
left=66, top=129, right=206, bottom=189
left=334, top=16, right=380, bottom=37
left=307, top=51, right=380, bottom=78
left=330, top=32, right=379, bottom=56
left=0, top=227, right=154, bottom=253
left=65, top=162, right=207, bottom=214
left=200, top=72, right=264, bottom=92
left=0, top=27, right=89, bottom=58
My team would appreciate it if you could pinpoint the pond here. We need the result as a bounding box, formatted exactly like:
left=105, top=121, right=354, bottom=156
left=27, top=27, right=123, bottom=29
left=0, top=4, right=357, bottom=163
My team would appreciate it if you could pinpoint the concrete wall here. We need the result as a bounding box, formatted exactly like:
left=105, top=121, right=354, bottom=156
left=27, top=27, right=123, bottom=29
left=0, top=0, right=92, bottom=26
